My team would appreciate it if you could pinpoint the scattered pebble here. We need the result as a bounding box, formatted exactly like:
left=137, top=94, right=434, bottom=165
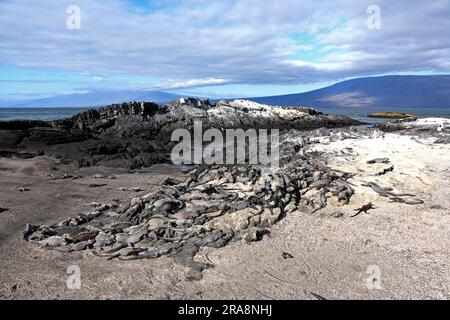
left=282, top=252, right=294, bottom=259
left=16, top=187, right=31, bottom=192
left=93, top=174, right=116, bottom=179
left=88, top=183, right=108, bottom=188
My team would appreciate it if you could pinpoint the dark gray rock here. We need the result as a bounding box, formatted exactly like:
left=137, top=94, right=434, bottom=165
left=0, top=98, right=363, bottom=168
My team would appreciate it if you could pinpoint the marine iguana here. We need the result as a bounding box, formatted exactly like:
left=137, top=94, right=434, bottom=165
left=351, top=202, right=375, bottom=217
left=366, top=158, right=390, bottom=164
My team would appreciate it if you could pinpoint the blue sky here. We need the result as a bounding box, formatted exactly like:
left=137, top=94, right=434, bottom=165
left=0, top=0, right=449, bottom=101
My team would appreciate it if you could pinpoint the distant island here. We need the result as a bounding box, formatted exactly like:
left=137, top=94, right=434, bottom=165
left=250, top=75, right=450, bottom=109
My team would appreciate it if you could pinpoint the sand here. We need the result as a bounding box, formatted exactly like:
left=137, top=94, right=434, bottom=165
left=0, top=131, right=449, bottom=300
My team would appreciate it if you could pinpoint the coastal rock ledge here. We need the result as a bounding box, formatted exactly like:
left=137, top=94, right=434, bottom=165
left=0, top=98, right=362, bottom=168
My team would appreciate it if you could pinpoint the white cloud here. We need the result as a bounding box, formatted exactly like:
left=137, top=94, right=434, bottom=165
left=91, top=76, right=103, bottom=82
left=318, top=92, right=378, bottom=107
left=149, top=78, right=231, bottom=90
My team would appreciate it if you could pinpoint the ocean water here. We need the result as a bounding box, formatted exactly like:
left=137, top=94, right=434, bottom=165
left=317, top=106, right=450, bottom=124
left=0, top=106, right=449, bottom=123
left=0, top=107, right=92, bottom=121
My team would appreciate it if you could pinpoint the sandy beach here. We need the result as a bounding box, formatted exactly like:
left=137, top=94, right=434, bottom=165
left=1, top=127, right=448, bottom=300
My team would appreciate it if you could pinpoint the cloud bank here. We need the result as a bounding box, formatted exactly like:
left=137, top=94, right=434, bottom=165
left=0, top=0, right=449, bottom=90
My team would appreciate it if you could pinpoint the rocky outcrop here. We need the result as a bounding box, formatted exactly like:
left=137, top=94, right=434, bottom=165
left=368, top=112, right=416, bottom=119
left=0, top=120, right=50, bottom=130
left=53, top=101, right=160, bottom=131
left=378, top=117, right=450, bottom=143
left=0, top=98, right=363, bottom=168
